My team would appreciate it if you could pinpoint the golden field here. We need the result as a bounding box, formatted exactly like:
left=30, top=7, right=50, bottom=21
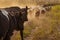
left=0, top=0, right=60, bottom=40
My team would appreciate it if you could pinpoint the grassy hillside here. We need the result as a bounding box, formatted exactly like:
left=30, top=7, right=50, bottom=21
left=24, top=5, right=60, bottom=40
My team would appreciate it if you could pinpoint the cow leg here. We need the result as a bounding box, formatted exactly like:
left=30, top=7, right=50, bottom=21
left=3, top=27, right=13, bottom=40
left=3, top=33, right=10, bottom=40
left=3, top=31, right=13, bottom=40
left=20, top=30, right=23, bottom=40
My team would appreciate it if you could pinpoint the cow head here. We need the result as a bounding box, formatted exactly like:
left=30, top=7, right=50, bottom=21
left=20, top=6, right=29, bottom=22
left=15, top=6, right=29, bottom=30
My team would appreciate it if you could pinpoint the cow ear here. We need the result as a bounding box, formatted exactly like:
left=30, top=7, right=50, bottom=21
left=26, top=6, right=28, bottom=10
left=26, top=6, right=30, bottom=10
left=26, top=6, right=29, bottom=10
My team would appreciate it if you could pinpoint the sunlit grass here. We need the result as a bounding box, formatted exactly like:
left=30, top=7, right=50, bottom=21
left=23, top=5, right=60, bottom=40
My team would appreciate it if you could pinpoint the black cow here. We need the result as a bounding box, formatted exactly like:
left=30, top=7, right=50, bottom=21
left=0, top=6, right=28, bottom=40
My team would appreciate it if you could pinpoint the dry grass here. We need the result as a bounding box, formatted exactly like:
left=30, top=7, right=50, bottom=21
left=24, top=5, right=60, bottom=40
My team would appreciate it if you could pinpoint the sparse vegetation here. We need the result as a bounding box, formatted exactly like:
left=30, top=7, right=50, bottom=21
left=0, top=0, right=60, bottom=40
left=24, top=5, right=60, bottom=40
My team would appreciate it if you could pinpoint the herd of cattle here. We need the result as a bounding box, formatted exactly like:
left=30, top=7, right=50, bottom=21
left=0, top=5, right=51, bottom=40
